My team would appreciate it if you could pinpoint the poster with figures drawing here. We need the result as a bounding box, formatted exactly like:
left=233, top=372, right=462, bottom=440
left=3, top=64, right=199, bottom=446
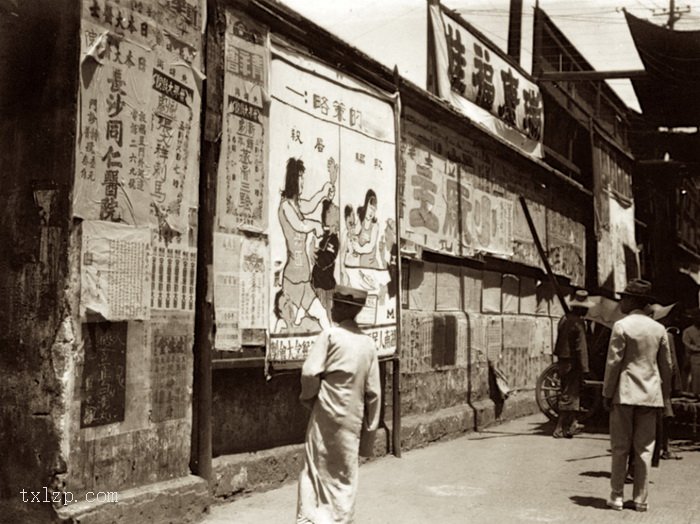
left=267, top=47, right=397, bottom=363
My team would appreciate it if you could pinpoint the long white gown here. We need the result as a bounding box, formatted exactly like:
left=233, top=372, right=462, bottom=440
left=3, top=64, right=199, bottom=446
left=297, top=320, right=381, bottom=523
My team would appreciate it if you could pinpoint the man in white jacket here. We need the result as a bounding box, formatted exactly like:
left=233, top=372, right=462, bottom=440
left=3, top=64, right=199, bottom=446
left=603, top=279, right=673, bottom=512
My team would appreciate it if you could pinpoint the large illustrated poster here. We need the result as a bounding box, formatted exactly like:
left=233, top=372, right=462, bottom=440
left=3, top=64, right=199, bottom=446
left=400, top=113, right=460, bottom=256
left=267, top=50, right=397, bottom=363
left=74, top=1, right=202, bottom=239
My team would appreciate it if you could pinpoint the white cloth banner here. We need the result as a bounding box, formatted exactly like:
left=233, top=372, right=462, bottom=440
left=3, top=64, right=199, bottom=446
left=429, top=2, right=543, bottom=158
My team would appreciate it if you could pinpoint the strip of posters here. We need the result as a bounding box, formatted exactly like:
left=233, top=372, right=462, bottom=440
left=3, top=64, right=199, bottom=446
left=216, top=10, right=270, bottom=233
left=267, top=47, right=398, bottom=364
left=428, top=1, right=544, bottom=157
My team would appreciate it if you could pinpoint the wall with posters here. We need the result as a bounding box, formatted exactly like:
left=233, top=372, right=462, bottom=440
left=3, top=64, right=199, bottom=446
left=65, top=0, right=204, bottom=499
left=593, top=136, right=639, bottom=293
left=0, top=0, right=81, bottom=515
left=395, top=101, right=583, bottom=416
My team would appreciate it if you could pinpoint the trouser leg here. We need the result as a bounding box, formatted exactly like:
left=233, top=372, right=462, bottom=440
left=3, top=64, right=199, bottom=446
left=632, top=407, right=657, bottom=506
left=610, top=404, right=633, bottom=498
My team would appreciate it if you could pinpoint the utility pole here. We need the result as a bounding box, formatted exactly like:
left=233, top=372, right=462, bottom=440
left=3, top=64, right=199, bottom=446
left=653, top=0, right=691, bottom=29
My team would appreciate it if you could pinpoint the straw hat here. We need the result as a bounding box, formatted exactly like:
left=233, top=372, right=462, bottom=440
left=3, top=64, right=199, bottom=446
left=619, top=279, right=654, bottom=301
left=332, top=285, right=368, bottom=307
left=567, top=289, right=595, bottom=309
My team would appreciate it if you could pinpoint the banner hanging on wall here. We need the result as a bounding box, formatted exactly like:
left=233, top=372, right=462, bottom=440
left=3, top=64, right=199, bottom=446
left=428, top=1, right=544, bottom=158
left=267, top=47, right=398, bottom=364
left=216, top=10, right=270, bottom=233
left=73, top=2, right=203, bottom=241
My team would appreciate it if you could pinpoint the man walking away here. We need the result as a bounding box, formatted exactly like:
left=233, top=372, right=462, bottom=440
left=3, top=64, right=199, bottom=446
left=552, top=290, right=593, bottom=438
left=603, top=279, right=673, bottom=512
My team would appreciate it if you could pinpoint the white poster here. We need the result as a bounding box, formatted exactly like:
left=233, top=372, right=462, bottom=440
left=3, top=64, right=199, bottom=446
left=463, top=185, right=514, bottom=257
left=429, top=2, right=543, bottom=157
left=81, top=220, right=152, bottom=320
left=267, top=48, right=398, bottom=362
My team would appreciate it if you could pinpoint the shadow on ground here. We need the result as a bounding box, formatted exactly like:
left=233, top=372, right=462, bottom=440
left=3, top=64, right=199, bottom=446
left=569, top=495, right=609, bottom=510
left=580, top=470, right=610, bottom=479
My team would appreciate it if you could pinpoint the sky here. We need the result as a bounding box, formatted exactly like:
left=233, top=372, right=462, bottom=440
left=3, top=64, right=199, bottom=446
left=279, top=0, right=700, bottom=112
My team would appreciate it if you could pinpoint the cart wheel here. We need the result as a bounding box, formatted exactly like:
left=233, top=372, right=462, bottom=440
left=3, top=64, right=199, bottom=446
left=536, top=362, right=561, bottom=422
left=535, top=363, right=603, bottom=422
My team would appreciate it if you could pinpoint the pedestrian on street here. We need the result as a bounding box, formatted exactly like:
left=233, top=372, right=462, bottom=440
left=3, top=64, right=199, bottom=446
left=681, top=309, right=700, bottom=397
left=603, top=279, right=673, bottom=512
left=552, top=290, right=593, bottom=439
left=297, top=285, right=382, bottom=524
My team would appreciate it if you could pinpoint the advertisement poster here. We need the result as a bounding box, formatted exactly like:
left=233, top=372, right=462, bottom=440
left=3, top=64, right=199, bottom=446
left=462, top=185, right=514, bottom=257
left=267, top=48, right=398, bottom=363
left=216, top=10, right=269, bottom=232
left=400, top=111, right=460, bottom=256
left=547, top=209, right=586, bottom=288
left=81, top=220, right=152, bottom=320
left=429, top=1, right=543, bottom=157
left=74, top=1, right=203, bottom=240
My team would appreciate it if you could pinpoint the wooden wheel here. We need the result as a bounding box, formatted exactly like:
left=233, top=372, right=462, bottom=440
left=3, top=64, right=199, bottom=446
left=536, top=362, right=561, bottom=422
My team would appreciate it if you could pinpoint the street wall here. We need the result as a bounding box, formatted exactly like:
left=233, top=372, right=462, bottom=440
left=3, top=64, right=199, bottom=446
left=0, top=1, right=80, bottom=519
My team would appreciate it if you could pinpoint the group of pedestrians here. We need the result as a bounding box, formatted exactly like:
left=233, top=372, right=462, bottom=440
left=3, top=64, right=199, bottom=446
left=293, top=278, right=693, bottom=522
left=553, top=277, right=698, bottom=513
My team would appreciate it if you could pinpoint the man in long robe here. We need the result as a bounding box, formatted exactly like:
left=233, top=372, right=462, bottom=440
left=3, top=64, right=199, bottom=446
left=297, top=286, right=381, bottom=523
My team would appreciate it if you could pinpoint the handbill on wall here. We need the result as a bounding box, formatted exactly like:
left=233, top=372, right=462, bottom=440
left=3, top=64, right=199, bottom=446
left=213, top=232, right=241, bottom=350
left=428, top=1, right=544, bottom=157
left=80, top=321, right=128, bottom=428
left=512, top=198, right=546, bottom=269
left=547, top=210, right=586, bottom=287
left=74, top=1, right=203, bottom=240
left=81, top=220, right=152, bottom=320
left=267, top=47, right=398, bottom=363
left=216, top=10, right=269, bottom=233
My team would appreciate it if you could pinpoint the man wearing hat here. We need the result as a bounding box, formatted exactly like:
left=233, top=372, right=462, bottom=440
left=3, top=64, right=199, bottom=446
left=552, top=289, right=594, bottom=438
left=603, top=279, right=673, bottom=512
left=297, top=285, right=381, bottom=523
left=681, top=308, right=700, bottom=397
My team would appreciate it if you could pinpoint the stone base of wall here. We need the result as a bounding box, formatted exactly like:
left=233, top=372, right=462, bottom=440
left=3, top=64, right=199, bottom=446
left=54, top=475, right=210, bottom=524
left=211, top=391, right=540, bottom=500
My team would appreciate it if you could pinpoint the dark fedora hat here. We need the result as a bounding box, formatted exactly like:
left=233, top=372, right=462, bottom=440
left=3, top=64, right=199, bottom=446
left=332, top=285, right=368, bottom=307
left=619, top=278, right=654, bottom=300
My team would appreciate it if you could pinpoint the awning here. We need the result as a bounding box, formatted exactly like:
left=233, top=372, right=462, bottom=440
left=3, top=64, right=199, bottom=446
left=625, top=10, right=700, bottom=126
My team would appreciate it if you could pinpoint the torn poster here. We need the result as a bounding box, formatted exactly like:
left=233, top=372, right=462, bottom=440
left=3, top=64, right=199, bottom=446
left=239, top=236, right=268, bottom=345
left=81, top=220, right=152, bottom=320
left=74, top=11, right=202, bottom=239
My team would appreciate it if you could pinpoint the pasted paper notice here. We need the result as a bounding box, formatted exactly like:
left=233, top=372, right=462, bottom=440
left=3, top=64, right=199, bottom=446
left=81, top=220, right=151, bottom=320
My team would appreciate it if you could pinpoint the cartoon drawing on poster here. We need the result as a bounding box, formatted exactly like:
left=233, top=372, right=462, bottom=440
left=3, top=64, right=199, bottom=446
left=267, top=48, right=397, bottom=360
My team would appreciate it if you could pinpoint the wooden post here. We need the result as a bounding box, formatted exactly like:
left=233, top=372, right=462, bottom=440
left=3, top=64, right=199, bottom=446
left=191, top=0, right=216, bottom=482
left=507, top=0, right=523, bottom=64
left=392, top=65, right=403, bottom=458
left=519, top=196, right=570, bottom=315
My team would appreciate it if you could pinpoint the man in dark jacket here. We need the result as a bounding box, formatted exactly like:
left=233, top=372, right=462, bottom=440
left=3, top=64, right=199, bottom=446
left=553, top=290, right=593, bottom=438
